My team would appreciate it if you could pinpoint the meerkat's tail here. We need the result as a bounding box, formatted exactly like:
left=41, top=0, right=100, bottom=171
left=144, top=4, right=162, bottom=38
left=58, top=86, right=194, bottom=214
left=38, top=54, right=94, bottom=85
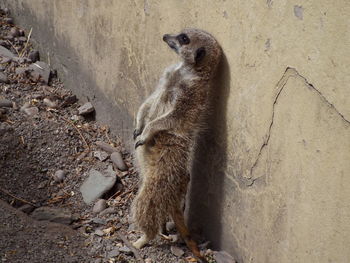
left=172, top=207, right=208, bottom=263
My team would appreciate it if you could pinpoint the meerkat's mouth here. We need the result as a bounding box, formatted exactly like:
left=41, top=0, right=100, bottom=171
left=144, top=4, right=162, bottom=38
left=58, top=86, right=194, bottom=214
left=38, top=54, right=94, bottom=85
left=163, top=34, right=179, bottom=53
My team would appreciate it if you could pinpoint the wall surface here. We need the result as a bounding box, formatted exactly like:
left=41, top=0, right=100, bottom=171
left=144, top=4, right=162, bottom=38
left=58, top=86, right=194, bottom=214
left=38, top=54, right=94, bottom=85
left=2, top=1, right=349, bottom=262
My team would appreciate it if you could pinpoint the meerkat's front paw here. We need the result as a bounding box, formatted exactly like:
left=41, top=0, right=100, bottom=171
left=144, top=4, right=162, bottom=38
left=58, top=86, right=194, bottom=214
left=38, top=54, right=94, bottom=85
left=133, top=128, right=142, bottom=140
left=135, top=140, right=145, bottom=149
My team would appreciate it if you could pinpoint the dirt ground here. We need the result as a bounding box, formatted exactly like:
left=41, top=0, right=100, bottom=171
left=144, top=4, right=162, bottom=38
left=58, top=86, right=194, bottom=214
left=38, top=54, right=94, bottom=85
left=0, top=7, right=219, bottom=263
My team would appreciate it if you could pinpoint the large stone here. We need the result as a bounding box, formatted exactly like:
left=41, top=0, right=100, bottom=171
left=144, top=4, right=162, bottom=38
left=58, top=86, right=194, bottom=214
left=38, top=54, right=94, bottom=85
left=80, top=168, right=116, bottom=204
left=31, top=206, right=73, bottom=225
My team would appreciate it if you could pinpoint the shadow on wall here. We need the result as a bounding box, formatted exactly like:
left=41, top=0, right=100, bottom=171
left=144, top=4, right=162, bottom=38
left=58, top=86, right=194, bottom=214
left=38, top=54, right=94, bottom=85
left=188, top=52, right=231, bottom=250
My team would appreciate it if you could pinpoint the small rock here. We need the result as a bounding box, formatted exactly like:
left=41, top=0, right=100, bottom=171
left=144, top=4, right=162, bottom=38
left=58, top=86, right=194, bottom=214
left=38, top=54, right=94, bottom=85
left=53, top=170, right=66, bottom=182
left=1, top=57, right=11, bottom=64
left=93, top=151, right=109, bottom=162
left=0, top=46, right=15, bottom=59
left=18, top=204, right=35, bottom=214
left=169, top=234, right=179, bottom=243
left=94, top=229, right=105, bottom=236
left=99, top=207, right=116, bottom=216
left=31, top=206, right=73, bottom=225
left=17, top=36, right=27, bottom=42
left=0, top=72, right=9, bottom=83
left=107, top=248, right=120, bottom=258
left=29, top=61, right=51, bottom=84
left=90, top=217, right=107, bottom=225
left=0, top=99, right=13, bottom=108
left=32, top=93, right=44, bottom=100
left=92, top=199, right=107, bottom=214
left=4, top=18, right=13, bottom=24
left=0, top=65, right=5, bottom=71
left=37, top=181, right=47, bottom=189
left=80, top=168, right=117, bottom=204
left=18, top=29, right=24, bottom=36
left=95, top=141, right=119, bottom=154
left=28, top=50, right=40, bottom=63
left=170, top=246, right=185, bottom=257
left=119, top=246, right=132, bottom=255
left=15, top=67, right=30, bottom=75
left=12, top=57, right=26, bottom=64
left=9, top=27, right=20, bottom=37
left=70, top=115, right=81, bottom=122
left=145, top=258, right=152, bottom=263
left=213, top=251, right=236, bottom=263
left=43, top=98, right=58, bottom=108
left=61, top=95, right=77, bottom=107
left=166, top=221, right=175, bottom=232
left=78, top=102, right=95, bottom=115
left=110, top=152, right=127, bottom=171
left=0, top=122, right=13, bottom=136
left=23, top=106, right=39, bottom=116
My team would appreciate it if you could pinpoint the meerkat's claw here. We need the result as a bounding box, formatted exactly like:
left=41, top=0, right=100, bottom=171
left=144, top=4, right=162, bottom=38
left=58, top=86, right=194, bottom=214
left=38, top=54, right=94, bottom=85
left=135, top=140, right=145, bottom=149
left=133, top=129, right=142, bottom=140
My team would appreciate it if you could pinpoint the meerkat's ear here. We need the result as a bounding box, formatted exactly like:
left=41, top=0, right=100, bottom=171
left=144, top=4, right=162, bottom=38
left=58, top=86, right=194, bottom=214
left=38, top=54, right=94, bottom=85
left=194, top=47, right=206, bottom=64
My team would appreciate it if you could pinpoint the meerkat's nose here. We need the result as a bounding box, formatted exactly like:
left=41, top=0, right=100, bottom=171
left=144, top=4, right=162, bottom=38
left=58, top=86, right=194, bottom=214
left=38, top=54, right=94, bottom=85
left=163, top=34, right=169, bottom=42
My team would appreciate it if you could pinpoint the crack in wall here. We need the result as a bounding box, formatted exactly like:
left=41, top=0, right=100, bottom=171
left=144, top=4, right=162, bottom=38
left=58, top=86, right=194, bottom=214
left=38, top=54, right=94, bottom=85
left=246, top=67, right=350, bottom=186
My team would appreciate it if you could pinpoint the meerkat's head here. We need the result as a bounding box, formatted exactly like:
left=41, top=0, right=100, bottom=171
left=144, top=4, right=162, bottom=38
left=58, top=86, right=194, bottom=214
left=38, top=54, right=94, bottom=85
left=163, top=28, right=222, bottom=73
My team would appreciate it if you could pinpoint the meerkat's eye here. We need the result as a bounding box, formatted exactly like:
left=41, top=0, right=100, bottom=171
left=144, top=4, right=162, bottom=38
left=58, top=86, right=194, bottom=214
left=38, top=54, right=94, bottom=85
left=177, top=34, right=190, bottom=45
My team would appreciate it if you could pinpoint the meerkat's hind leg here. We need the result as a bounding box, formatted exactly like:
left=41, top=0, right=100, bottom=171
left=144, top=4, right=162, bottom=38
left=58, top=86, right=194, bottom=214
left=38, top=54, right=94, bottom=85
left=133, top=234, right=150, bottom=249
left=172, top=208, right=208, bottom=263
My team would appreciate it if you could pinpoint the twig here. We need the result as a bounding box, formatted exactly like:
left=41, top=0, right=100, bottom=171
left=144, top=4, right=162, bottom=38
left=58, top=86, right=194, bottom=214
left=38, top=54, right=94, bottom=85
left=117, top=232, right=144, bottom=262
left=60, top=116, right=90, bottom=150
left=0, top=187, right=37, bottom=207
left=19, top=27, right=32, bottom=58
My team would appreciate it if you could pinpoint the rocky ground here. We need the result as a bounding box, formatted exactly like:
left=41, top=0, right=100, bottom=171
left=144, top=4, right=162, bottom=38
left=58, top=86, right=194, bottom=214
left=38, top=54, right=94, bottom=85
left=0, top=7, right=235, bottom=263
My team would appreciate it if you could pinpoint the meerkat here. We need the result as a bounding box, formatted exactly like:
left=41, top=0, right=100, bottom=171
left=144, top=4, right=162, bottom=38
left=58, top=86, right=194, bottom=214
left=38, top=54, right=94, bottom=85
left=131, top=28, right=222, bottom=261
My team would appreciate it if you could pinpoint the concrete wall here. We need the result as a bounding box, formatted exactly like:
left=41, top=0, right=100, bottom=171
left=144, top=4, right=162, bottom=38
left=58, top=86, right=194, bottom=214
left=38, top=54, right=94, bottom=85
left=3, top=0, right=350, bottom=262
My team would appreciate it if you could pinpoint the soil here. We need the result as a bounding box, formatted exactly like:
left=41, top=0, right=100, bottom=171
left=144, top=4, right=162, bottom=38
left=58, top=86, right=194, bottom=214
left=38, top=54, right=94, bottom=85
left=0, top=7, right=216, bottom=263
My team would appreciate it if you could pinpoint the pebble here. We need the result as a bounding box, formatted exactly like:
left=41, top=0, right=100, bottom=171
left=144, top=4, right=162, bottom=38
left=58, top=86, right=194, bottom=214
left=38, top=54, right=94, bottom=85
left=169, top=234, right=179, bottom=243
left=0, top=99, right=13, bottom=108
left=31, top=206, right=73, bottom=225
left=99, top=207, right=116, bottom=216
left=53, top=170, right=66, bottom=182
left=0, top=72, right=9, bottom=83
left=170, top=246, right=184, bottom=257
left=23, top=106, right=39, bottom=116
left=79, top=168, right=117, bottom=204
left=213, top=250, right=236, bottom=263
left=145, top=258, right=153, bottom=263
left=37, top=181, right=47, bottom=189
left=94, top=229, right=104, bottom=236
left=1, top=57, right=11, bottom=63
left=110, top=152, right=127, bottom=171
left=4, top=18, right=13, bottom=24
left=78, top=102, right=95, bottom=115
left=17, top=36, right=27, bottom=42
left=61, top=95, right=77, bottom=107
left=0, top=46, right=15, bottom=58
left=9, top=27, right=20, bottom=37
left=43, top=98, right=58, bottom=108
left=0, top=65, right=5, bottom=71
left=119, top=246, right=132, bottom=255
left=29, top=61, right=51, bottom=84
left=18, top=204, right=35, bottom=214
left=93, top=151, right=109, bottom=162
left=15, top=67, right=29, bottom=75
left=28, top=50, right=40, bottom=63
left=95, top=141, right=119, bottom=154
left=107, top=248, right=120, bottom=258
left=166, top=221, right=175, bottom=232
left=92, top=199, right=107, bottom=214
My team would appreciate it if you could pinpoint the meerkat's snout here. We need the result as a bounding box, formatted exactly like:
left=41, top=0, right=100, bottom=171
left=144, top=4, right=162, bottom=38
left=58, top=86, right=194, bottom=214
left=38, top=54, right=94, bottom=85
left=163, top=34, right=179, bottom=53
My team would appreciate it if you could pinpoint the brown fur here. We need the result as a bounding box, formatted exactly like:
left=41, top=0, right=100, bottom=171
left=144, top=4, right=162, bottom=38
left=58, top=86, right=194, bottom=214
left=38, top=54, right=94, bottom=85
left=131, top=28, right=222, bottom=261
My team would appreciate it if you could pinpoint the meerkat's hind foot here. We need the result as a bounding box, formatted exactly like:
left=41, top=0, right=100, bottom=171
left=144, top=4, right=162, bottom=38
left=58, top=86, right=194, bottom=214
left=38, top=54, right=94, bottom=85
left=133, top=235, right=150, bottom=249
